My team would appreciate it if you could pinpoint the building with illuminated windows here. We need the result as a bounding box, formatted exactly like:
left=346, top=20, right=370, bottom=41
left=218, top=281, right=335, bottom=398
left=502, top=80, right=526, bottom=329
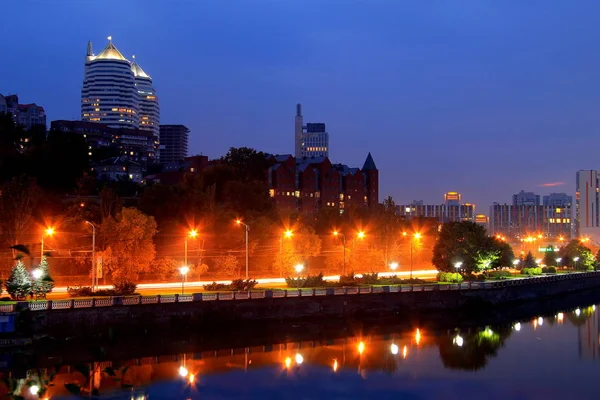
left=81, top=37, right=159, bottom=139
left=0, top=93, right=46, bottom=129
left=576, top=170, right=600, bottom=240
left=397, top=192, right=475, bottom=222
left=294, top=104, right=329, bottom=158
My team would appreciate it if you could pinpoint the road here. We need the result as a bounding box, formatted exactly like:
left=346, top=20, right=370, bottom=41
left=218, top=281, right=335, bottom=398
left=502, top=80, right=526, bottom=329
left=45, top=269, right=439, bottom=299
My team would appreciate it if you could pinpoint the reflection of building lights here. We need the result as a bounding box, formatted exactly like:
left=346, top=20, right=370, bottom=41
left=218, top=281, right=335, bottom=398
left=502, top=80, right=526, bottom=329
left=30, top=385, right=40, bottom=395
left=533, top=319, right=538, bottom=330
left=538, top=317, right=544, bottom=326
left=358, top=341, right=365, bottom=355
left=415, top=329, right=421, bottom=345
left=333, top=359, right=338, bottom=372
left=189, top=374, right=195, bottom=384
left=295, top=353, right=304, bottom=365
left=390, top=343, right=399, bottom=355
left=453, top=334, right=464, bottom=347
left=284, top=357, right=292, bottom=368
left=575, top=308, right=581, bottom=316
left=402, top=345, right=408, bottom=359
left=513, top=322, right=521, bottom=331
left=178, top=366, right=188, bottom=377
left=557, top=312, right=564, bottom=323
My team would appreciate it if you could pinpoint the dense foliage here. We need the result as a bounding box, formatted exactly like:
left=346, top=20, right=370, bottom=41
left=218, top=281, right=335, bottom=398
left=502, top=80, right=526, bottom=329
left=437, top=272, right=464, bottom=283
left=5, top=261, right=31, bottom=300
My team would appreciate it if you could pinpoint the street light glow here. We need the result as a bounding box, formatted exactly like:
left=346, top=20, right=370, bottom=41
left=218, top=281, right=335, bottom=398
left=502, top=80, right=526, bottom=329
left=513, top=259, right=520, bottom=266
left=32, top=268, right=43, bottom=280
left=358, top=341, right=365, bottom=354
left=414, top=232, right=422, bottom=239
left=178, top=366, right=188, bottom=377
left=295, top=353, right=304, bottom=365
left=45, top=227, right=55, bottom=236
left=29, top=385, right=40, bottom=395
left=294, top=264, right=304, bottom=273
left=454, top=261, right=462, bottom=270
left=574, top=257, right=580, bottom=262
left=188, top=229, right=198, bottom=238
left=284, top=230, right=293, bottom=238
left=357, top=231, right=365, bottom=239
left=179, top=266, right=189, bottom=276
left=389, top=262, right=398, bottom=270
left=453, top=334, right=464, bottom=347
left=390, top=343, right=399, bottom=355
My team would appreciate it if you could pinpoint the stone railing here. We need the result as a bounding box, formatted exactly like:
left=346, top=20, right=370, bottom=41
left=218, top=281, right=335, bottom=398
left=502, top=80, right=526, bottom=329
left=8, top=271, right=598, bottom=313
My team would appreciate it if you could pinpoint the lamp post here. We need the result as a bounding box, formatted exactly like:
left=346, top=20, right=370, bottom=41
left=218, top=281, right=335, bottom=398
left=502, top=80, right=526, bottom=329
left=179, top=266, right=189, bottom=295
left=454, top=261, right=462, bottom=273
left=512, top=259, right=520, bottom=277
left=389, top=262, right=398, bottom=271
left=354, top=231, right=365, bottom=268
left=333, top=231, right=347, bottom=275
left=410, top=233, right=422, bottom=280
left=555, top=257, right=562, bottom=268
left=40, top=227, right=55, bottom=261
left=236, top=220, right=250, bottom=280
left=85, top=221, right=96, bottom=290
left=279, top=230, right=293, bottom=275
left=574, top=256, right=580, bottom=271
left=185, top=230, right=198, bottom=267
left=294, top=264, right=304, bottom=289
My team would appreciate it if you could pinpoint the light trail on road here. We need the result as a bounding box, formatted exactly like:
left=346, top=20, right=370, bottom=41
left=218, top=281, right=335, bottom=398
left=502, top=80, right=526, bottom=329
left=50, top=269, right=439, bottom=294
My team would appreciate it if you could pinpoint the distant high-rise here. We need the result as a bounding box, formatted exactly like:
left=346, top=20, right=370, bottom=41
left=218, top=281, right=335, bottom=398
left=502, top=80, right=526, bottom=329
left=81, top=37, right=159, bottom=136
left=513, top=190, right=540, bottom=206
left=159, top=125, right=189, bottom=164
left=294, top=104, right=329, bottom=158
left=576, top=170, right=600, bottom=237
left=444, top=191, right=462, bottom=206
left=543, top=192, right=572, bottom=207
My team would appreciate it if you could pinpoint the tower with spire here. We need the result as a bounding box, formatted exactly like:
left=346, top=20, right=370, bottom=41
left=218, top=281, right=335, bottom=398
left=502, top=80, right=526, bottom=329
left=294, top=104, right=329, bottom=159
left=131, top=55, right=160, bottom=140
left=362, top=152, right=379, bottom=207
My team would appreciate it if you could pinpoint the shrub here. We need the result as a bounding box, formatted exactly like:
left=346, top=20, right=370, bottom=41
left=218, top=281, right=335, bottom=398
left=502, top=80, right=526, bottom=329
left=338, top=272, right=359, bottom=286
left=437, top=272, right=464, bottom=283
left=487, top=271, right=511, bottom=280
left=67, top=286, right=94, bottom=297
left=229, top=279, right=258, bottom=291
left=203, top=282, right=228, bottom=291
left=285, top=273, right=326, bottom=288
left=357, top=272, right=379, bottom=285
left=113, top=281, right=137, bottom=296
left=542, top=266, right=557, bottom=274
left=5, top=262, right=31, bottom=300
left=521, top=267, right=542, bottom=276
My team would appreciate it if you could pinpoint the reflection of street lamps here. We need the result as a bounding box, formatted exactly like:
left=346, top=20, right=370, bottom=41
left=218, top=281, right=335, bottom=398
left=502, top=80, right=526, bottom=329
left=40, top=227, right=55, bottom=261
left=294, top=264, right=304, bottom=289
left=185, top=230, right=198, bottom=267
left=179, top=266, right=189, bottom=295
left=410, top=233, right=422, bottom=280
left=236, top=220, right=250, bottom=280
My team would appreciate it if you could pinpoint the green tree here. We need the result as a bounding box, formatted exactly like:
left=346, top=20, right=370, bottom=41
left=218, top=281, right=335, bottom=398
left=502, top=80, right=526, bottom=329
left=495, top=241, right=515, bottom=268
left=5, top=261, right=31, bottom=300
left=475, top=250, right=499, bottom=276
left=99, top=207, right=157, bottom=281
left=432, top=222, right=495, bottom=274
left=523, top=252, right=537, bottom=268
left=31, top=257, right=54, bottom=298
left=543, top=245, right=557, bottom=266
left=214, top=253, right=240, bottom=278
left=558, top=240, right=595, bottom=270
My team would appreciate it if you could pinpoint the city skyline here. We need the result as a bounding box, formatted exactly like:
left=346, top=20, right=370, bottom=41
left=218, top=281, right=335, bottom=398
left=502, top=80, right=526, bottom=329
left=2, top=1, right=600, bottom=208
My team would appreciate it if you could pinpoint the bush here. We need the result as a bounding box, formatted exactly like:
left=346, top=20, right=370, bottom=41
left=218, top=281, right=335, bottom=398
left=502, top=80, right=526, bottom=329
left=521, top=267, right=542, bottom=276
left=285, top=273, right=326, bottom=288
left=203, top=282, right=228, bottom=291
left=94, top=289, right=116, bottom=296
left=338, top=272, right=359, bottom=286
left=437, top=272, right=464, bottom=283
left=5, top=262, right=31, bottom=300
left=542, top=266, right=557, bottom=274
left=229, top=279, right=258, bottom=291
left=67, top=286, right=94, bottom=297
left=357, top=272, right=379, bottom=285
left=113, top=281, right=137, bottom=296
left=487, top=271, right=511, bottom=280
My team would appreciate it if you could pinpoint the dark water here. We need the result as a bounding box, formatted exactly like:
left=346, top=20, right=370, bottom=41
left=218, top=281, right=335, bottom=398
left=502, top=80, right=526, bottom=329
left=4, top=302, right=600, bottom=399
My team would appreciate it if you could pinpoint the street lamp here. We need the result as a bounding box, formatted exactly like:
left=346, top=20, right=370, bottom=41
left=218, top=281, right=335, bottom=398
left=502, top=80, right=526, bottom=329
left=409, top=233, right=422, bottom=280
left=185, top=230, right=198, bottom=267
left=555, top=257, right=562, bottom=267
left=454, top=261, right=462, bottom=272
left=574, top=256, right=580, bottom=271
left=236, top=219, right=250, bottom=280
left=353, top=231, right=365, bottom=268
left=389, top=262, right=398, bottom=271
left=85, top=221, right=97, bottom=290
left=179, top=266, right=189, bottom=295
left=32, top=268, right=42, bottom=280
left=279, top=230, right=293, bottom=274
left=294, top=264, right=304, bottom=289
left=333, top=231, right=347, bottom=275
left=40, top=227, right=55, bottom=261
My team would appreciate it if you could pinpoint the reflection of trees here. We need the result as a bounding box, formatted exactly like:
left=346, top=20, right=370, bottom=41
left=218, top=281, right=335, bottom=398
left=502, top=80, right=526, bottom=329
left=437, top=325, right=512, bottom=371
left=566, top=306, right=595, bottom=327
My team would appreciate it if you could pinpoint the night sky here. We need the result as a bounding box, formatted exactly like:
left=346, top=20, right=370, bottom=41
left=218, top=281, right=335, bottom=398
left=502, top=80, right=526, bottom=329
left=3, top=0, right=600, bottom=213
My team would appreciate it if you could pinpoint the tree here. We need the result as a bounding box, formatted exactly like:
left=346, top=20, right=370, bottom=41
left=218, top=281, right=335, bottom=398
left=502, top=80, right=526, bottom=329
left=292, top=227, right=322, bottom=266
left=153, top=257, right=180, bottom=281
left=99, top=207, right=157, bottom=281
left=0, top=176, right=41, bottom=247
left=558, top=240, right=595, bottom=270
left=5, top=261, right=31, bottom=300
left=432, top=222, right=494, bottom=274
left=495, top=241, right=515, bottom=268
left=523, top=252, right=537, bottom=268
left=475, top=250, right=499, bottom=276
left=31, top=257, right=54, bottom=298
left=273, top=244, right=300, bottom=277
left=543, top=246, right=557, bottom=266
left=213, top=253, right=240, bottom=278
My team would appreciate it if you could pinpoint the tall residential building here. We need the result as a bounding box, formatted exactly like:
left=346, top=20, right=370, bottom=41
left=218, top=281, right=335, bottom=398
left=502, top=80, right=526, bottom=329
left=444, top=191, right=462, bottom=206
left=576, top=170, right=600, bottom=238
left=131, top=56, right=160, bottom=138
left=294, top=104, right=329, bottom=158
left=543, top=192, right=572, bottom=207
left=513, top=190, right=540, bottom=206
left=0, top=93, right=46, bottom=129
left=81, top=37, right=159, bottom=137
left=159, top=125, right=189, bottom=164
left=489, top=203, right=571, bottom=239
left=398, top=192, right=475, bottom=223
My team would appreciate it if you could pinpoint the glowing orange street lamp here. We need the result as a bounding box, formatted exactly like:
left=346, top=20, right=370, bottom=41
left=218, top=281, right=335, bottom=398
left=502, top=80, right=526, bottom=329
left=410, top=233, right=422, bottom=279
left=236, top=220, right=250, bottom=279
left=185, top=230, right=198, bottom=267
left=333, top=230, right=348, bottom=275
left=41, top=227, right=55, bottom=260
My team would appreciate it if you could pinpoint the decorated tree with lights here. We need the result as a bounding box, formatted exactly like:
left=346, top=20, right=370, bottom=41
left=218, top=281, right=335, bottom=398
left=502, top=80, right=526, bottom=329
left=5, top=260, right=31, bottom=300
left=31, top=257, right=54, bottom=298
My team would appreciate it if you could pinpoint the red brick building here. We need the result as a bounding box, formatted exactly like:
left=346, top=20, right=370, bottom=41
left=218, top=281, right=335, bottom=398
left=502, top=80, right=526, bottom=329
left=267, top=153, right=379, bottom=215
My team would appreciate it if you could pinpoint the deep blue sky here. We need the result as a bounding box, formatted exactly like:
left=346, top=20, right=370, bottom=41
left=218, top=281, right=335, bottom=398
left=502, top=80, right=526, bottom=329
left=3, top=0, right=600, bottom=213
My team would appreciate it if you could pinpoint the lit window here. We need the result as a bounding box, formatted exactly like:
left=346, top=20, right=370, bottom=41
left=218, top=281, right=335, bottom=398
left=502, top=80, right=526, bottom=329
left=269, top=189, right=275, bottom=198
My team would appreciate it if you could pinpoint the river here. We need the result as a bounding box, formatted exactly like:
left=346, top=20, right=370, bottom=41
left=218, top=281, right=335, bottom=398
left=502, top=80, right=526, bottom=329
left=3, top=297, right=600, bottom=399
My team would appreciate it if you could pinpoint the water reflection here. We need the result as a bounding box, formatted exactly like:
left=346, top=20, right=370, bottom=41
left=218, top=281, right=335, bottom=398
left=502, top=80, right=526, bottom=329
left=2, top=303, right=600, bottom=398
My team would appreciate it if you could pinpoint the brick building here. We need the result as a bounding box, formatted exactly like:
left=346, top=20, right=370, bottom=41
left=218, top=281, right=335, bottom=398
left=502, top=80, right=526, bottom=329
left=267, top=153, right=379, bottom=214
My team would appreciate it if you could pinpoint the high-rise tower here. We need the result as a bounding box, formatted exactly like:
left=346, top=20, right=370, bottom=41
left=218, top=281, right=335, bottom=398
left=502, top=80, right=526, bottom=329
left=81, top=37, right=139, bottom=129
left=131, top=55, right=160, bottom=139
left=294, top=104, right=329, bottom=158
left=294, top=104, right=303, bottom=158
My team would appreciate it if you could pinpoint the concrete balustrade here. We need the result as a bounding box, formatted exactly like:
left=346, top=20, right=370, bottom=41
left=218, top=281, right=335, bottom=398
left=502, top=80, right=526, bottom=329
left=4, top=272, right=596, bottom=313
